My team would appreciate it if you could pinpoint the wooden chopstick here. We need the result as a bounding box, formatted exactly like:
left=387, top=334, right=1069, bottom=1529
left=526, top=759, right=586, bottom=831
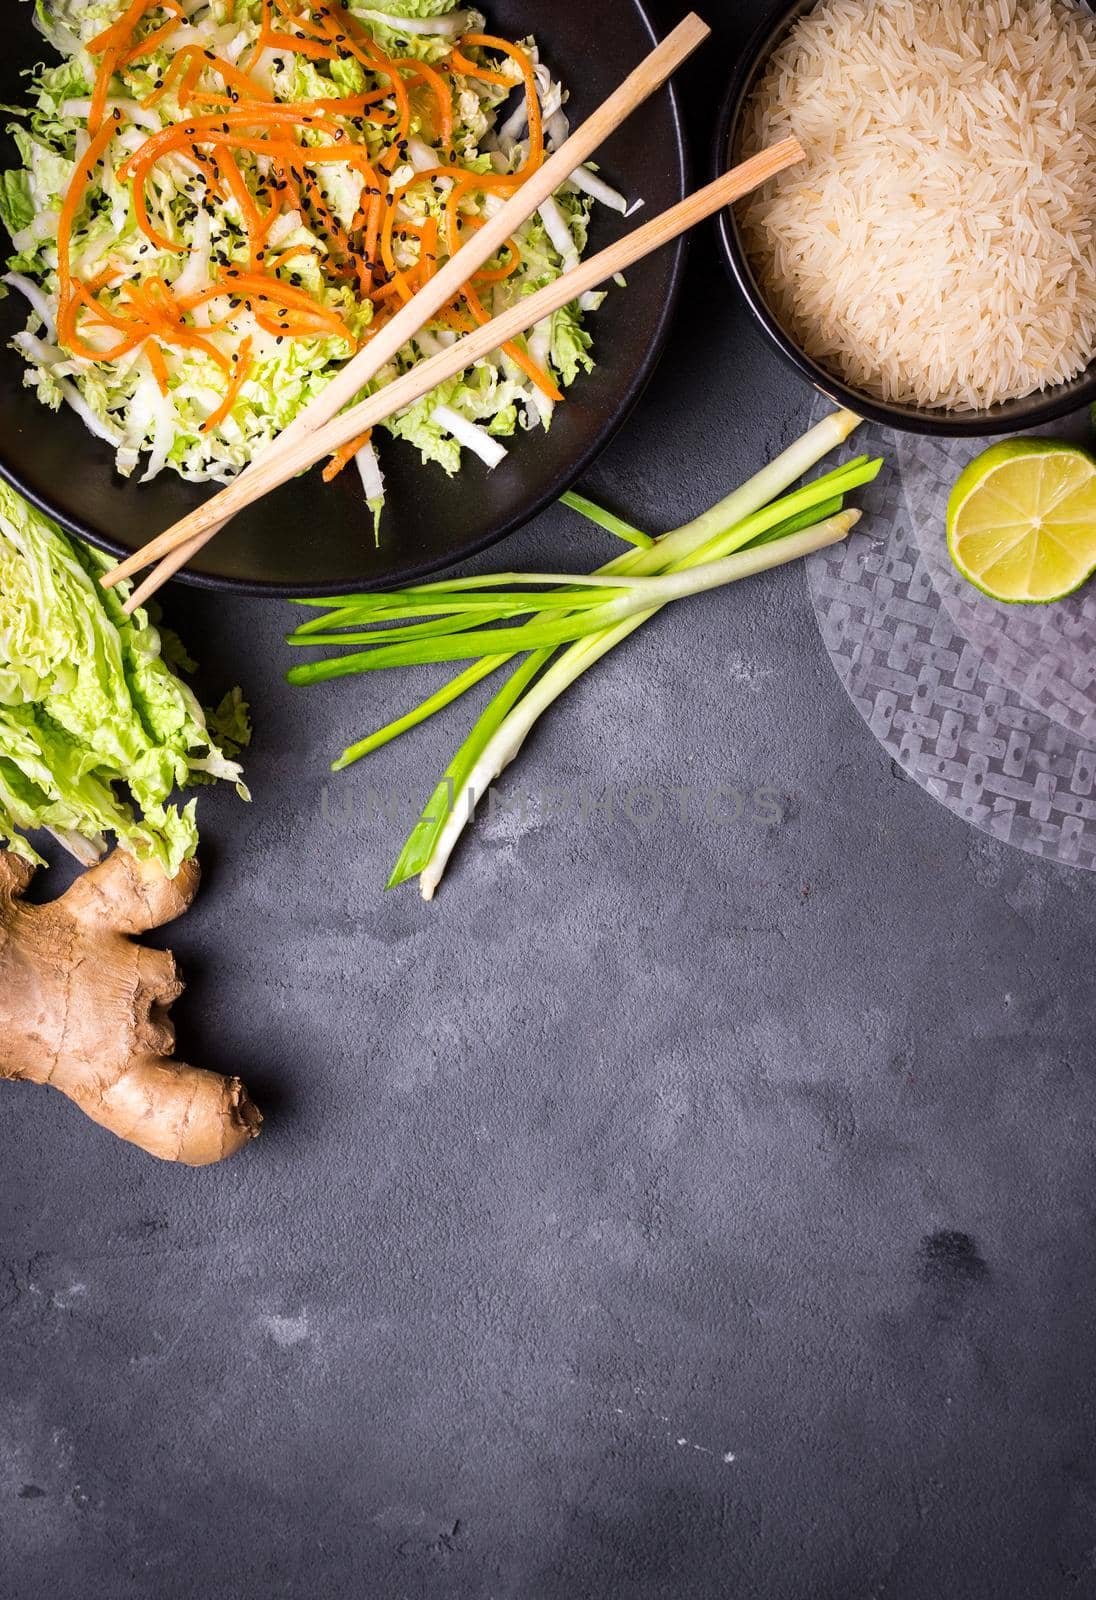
left=102, top=13, right=711, bottom=600
left=118, top=139, right=803, bottom=614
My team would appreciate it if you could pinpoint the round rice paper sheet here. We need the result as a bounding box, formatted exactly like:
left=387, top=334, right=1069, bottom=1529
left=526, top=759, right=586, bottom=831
left=805, top=403, right=1096, bottom=871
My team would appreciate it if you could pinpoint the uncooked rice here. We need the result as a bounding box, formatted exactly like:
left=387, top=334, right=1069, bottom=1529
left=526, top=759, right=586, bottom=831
left=737, top=0, right=1096, bottom=412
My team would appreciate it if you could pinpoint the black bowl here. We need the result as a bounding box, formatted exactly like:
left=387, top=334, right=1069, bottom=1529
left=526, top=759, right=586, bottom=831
left=714, top=0, right=1096, bottom=438
left=0, top=0, right=686, bottom=594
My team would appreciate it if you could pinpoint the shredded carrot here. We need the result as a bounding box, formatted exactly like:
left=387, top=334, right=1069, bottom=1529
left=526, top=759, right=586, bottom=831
left=314, top=1, right=382, bottom=62
left=121, top=113, right=380, bottom=197
left=362, top=191, right=385, bottom=290
left=84, top=265, right=121, bottom=294
left=88, top=0, right=164, bottom=55
left=174, top=50, right=207, bottom=113
left=323, top=427, right=373, bottom=483
left=69, top=293, right=147, bottom=361
left=75, top=280, right=142, bottom=331
left=170, top=47, right=275, bottom=105
left=242, top=0, right=274, bottom=73
left=212, top=145, right=264, bottom=267
left=88, top=49, right=119, bottom=138
left=446, top=48, right=510, bottom=89
left=202, top=336, right=253, bottom=432
left=141, top=46, right=192, bottom=109
left=124, top=280, right=234, bottom=372
left=461, top=280, right=563, bottom=404
left=146, top=339, right=170, bottom=396
left=439, top=302, right=475, bottom=337
left=118, top=15, right=180, bottom=68
left=461, top=33, right=543, bottom=172
left=443, top=177, right=468, bottom=257
left=472, top=240, right=521, bottom=284
left=120, top=107, right=355, bottom=176
left=272, top=243, right=321, bottom=268
left=272, top=0, right=332, bottom=39
left=319, top=10, right=412, bottom=141
left=418, top=217, right=440, bottom=284
left=393, top=55, right=453, bottom=146
left=174, top=273, right=354, bottom=348
left=266, top=31, right=338, bottom=60
left=219, top=270, right=347, bottom=320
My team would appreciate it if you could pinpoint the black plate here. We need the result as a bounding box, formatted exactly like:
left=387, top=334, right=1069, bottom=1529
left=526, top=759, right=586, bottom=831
left=0, top=0, right=686, bottom=593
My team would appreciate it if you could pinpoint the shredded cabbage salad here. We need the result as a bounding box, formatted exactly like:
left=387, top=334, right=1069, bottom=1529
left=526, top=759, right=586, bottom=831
left=0, top=0, right=636, bottom=533
left=0, top=476, right=250, bottom=873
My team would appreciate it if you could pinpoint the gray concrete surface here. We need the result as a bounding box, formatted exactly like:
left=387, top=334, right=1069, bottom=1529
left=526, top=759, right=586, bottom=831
left=4, top=4, right=1096, bottom=1597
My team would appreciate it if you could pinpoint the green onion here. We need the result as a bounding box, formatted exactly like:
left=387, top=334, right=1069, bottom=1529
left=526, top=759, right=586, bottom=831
left=286, top=456, right=878, bottom=678
left=559, top=488, right=653, bottom=548
left=289, top=408, right=875, bottom=896
left=332, top=659, right=505, bottom=772
left=286, top=501, right=871, bottom=680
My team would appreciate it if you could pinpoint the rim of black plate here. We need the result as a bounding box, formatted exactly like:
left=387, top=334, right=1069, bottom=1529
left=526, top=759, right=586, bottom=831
left=0, top=0, right=689, bottom=599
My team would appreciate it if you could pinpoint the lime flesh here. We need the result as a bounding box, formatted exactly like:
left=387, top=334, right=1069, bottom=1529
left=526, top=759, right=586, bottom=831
left=946, top=440, right=1096, bottom=604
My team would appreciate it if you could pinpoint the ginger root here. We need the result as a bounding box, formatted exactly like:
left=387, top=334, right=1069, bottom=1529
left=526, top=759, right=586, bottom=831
left=0, top=848, right=261, bottom=1165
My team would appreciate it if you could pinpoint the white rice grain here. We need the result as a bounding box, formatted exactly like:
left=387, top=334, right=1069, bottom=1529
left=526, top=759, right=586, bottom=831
left=737, top=0, right=1096, bottom=410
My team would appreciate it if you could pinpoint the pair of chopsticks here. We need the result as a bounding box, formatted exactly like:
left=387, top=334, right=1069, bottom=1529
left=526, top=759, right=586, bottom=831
left=104, top=15, right=802, bottom=612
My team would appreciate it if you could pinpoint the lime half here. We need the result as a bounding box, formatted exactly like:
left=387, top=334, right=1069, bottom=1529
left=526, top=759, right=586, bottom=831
left=946, top=440, right=1096, bottom=604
